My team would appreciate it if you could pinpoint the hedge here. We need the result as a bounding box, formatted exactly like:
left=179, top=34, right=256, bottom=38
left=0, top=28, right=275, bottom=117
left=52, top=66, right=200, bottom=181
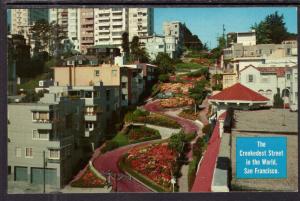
left=188, top=159, right=198, bottom=191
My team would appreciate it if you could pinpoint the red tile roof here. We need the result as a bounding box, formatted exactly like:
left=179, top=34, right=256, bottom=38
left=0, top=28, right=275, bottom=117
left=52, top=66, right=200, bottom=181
left=256, top=67, right=286, bottom=77
left=209, top=83, right=269, bottom=102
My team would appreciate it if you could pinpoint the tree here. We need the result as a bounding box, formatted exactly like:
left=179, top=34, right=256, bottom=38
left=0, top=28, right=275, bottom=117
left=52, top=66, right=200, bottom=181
left=251, top=11, right=290, bottom=44
left=129, top=36, right=149, bottom=63
left=122, top=32, right=130, bottom=56
left=189, top=80, right=209, bottom=113
left=154, top=52, right=175, bottom=74
left=168, top=132, right=186, bottom=153
left=182, top=23, right=203, bottom=51
left=49, top=22, right=68, bottom=58
left=273, top=88, right=284, bottom=108
left=29, top=19, right=51, bottom=55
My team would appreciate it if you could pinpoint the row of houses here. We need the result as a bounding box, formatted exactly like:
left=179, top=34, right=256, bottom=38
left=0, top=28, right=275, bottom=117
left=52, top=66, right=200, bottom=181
left=7, top=57, right=158, bottom=190
left=221, top=30, right=298, bottom=109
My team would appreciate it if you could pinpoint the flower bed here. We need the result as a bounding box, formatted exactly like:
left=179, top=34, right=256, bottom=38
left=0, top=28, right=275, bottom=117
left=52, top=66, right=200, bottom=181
left=178, top=109, right=199, bottom=121
left=160, top=97, right=194, bottom=108
left=70, top=167, right=106, bottom=188
left=121, top=143, right=177, bottom=192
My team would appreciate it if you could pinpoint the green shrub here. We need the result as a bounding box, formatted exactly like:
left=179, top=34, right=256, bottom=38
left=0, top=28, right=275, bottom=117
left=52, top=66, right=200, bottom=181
left=184, top=132, right=197, bottom=142
left=202, top=124, right=211, bottom=135
left=192, top=137, right=206, bottom=162
left=101, top=140, right=119, bottom=153
left=113, top=132, right=129, bottom=146
left=188, top=159, right=198, bottom=190
left=158, top=74, right=170, bottom=83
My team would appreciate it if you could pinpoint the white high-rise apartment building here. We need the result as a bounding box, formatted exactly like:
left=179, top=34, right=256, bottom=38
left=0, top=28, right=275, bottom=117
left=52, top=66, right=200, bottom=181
left=94, top=8, right=128, bottom=47
left=94, top=8, right=153, bottom=48
left=49, top=8, right=80, bottom=51
left=11, top=9, right=49, bottom=40
left=128, top=8, right=154, bottom=41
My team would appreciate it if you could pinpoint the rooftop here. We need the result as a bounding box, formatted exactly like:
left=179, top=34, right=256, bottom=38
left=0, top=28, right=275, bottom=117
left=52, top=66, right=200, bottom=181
left=233, top=109, right=297, bottom=134
left=209, top=83, right=269, bottom=102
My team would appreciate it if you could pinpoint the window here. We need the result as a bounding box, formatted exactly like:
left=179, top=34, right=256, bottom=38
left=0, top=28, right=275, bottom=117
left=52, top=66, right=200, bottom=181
left=248, top=74, right=254, bottom=82
left=287, top=48, right=291, bottom=55
left=112, top=70, right=117, bottom=77
left=95, top=70, right=100, bottom=77
left=106, top=90, right=110, bottom=101
left=86, top=122, right=94, bottom=131
left=121, top=82, right=127, bottom=89
left=49, top=149, right=60, bottom=160
left=25, top=148, right=33, bottom=158
left=15, top=147, right=21, bottom=157
left=270, top=49, right=273, bottom=54
left=32, top=130, right=49, bottom=140
left=287, top=74, right=291, bottom=80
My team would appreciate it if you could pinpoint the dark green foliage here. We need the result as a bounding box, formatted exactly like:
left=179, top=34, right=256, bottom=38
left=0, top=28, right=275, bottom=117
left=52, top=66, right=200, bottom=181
left=202, top=124, right=212, bottom=135
left=101, top=140, right=119, bottom=153
left=168, top=132, right=186, bottom=153
left=130, top=36, right=149, bottom=63
left=251, top=11, right=293, bottom=44
left=212, top=84, right=223, bottom=91
left=189, top=79, right=209, bottom=105
left=184, top=132, right=197, bottom=142
left=188, top=159, right=198, bottom=190
left=154, top=52, right=175, bottom=74
left=273, top=88, right=284, bottom=108
left=182, top=24, right=204, bottom=51
left=125, top=109, right=181, bottom=128
left=158, top=74, right=170, bottom=83
left=187, top=67, right=209, bottom=80
left=122, top=32, right=130, bottom=61
left=192, top=137, right=206, bottom=162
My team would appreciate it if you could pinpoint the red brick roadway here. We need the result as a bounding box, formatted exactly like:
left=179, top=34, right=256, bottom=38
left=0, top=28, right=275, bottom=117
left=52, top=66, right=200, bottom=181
left=143, top=100, right=200, bottom=134
left=92, top=142, right=153, bottom=192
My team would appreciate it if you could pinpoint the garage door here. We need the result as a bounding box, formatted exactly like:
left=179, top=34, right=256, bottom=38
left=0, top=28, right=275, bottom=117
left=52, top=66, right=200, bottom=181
left=15, top=166, right=28, bottom=181
left=31, top=168, right=57, bottom=186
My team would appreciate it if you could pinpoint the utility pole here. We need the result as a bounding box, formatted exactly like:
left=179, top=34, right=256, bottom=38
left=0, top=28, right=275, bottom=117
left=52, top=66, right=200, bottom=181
left=43, top=150, right=46, bottom=193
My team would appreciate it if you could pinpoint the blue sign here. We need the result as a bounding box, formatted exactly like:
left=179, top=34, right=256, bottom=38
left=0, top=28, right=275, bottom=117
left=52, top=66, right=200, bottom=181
left=236, top=137, right=287, bottom=179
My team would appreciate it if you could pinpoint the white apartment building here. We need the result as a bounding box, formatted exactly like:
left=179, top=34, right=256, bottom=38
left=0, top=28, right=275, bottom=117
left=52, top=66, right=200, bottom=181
left=94, top=8, right=128, bottom=47
left=140, top=35, right=177, bottom=60
left=49, top=8, right=80, bottom=51
left=239, top=65, right=289, bottom=105
left=128, top=8, right=154, bottom=41
left=236, top=30, right=256, bottom=46
left=11, top=9, right=49, bottom=44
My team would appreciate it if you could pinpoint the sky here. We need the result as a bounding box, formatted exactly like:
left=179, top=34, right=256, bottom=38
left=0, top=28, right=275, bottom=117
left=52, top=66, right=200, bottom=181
left=154, top=7, right=298, bottom=49
left=7, top=7, right=297, bottom=49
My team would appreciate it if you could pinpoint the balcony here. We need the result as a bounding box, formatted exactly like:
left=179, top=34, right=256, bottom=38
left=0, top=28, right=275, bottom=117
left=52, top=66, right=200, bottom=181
left=32, top=119, right=53, bottom=130
left=84, top=114, right=97, bottom=121
left=112, top=21, right=123, bottom=26
left=82, top=19, right=94, bottom=25
left=122, top=88, right=128, bottom=94
left=121, top=76, right=128, bottom=82
left=98, top=35, right=110, bottom=39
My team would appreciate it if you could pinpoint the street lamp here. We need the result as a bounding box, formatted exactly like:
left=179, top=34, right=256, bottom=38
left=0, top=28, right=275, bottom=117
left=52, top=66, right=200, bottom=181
left=171, top=177, right=176, bottom=192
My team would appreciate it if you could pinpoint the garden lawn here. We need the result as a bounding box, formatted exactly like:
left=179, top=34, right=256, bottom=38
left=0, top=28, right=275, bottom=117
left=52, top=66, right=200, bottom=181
left=175, top=63, right=203, bottom=71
